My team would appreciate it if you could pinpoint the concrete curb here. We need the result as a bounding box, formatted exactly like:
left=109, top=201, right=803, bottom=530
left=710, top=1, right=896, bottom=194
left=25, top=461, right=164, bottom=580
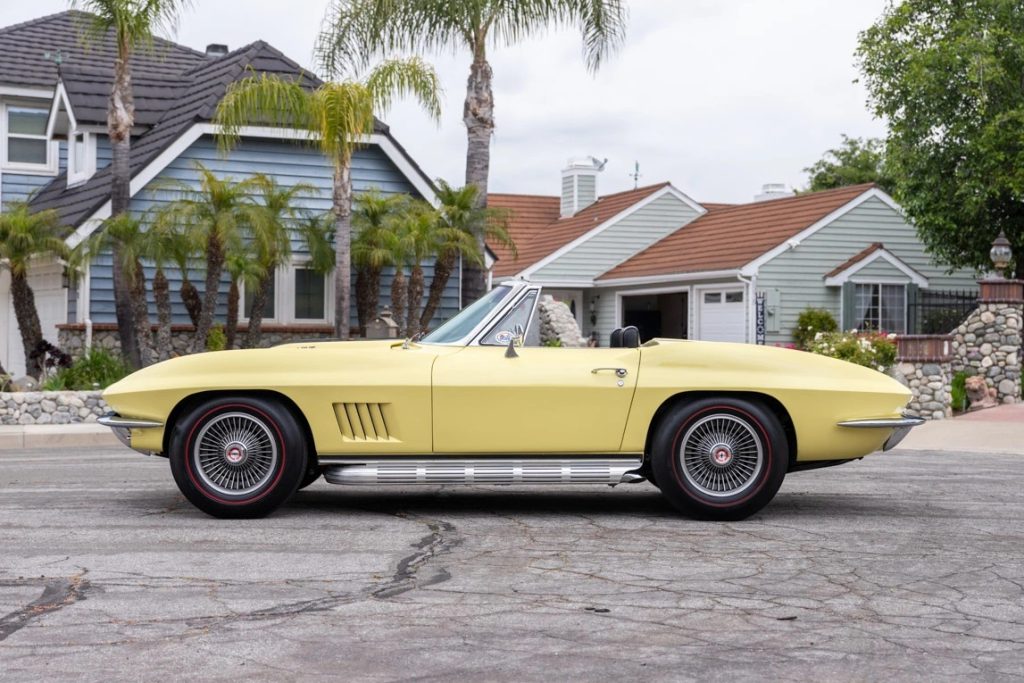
left=0, top=424, right=118, bottom=451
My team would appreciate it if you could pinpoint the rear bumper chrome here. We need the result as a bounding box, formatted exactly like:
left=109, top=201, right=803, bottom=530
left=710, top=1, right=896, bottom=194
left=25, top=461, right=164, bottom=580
left=97, top=412, right=163, bottom=454
left=837, top=416, right=926, bottom=451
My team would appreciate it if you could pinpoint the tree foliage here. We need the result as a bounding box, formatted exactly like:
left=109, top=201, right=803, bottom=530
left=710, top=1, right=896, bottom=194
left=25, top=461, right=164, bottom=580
left=857, top=0, right=1024, bottom=277
left=804, top=135, right=893, bottom=193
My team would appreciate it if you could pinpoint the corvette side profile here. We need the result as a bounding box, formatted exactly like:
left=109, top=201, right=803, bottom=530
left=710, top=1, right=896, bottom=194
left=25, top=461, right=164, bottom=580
left=100, top=280, right=923, bottom=520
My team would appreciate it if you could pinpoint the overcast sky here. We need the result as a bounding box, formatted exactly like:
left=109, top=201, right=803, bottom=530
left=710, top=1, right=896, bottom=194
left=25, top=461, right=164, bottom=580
left=6, top=1, right=890, bottom=203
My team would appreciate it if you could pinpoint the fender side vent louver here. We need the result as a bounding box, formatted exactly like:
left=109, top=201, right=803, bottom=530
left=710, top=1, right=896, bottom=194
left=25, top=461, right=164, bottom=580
left=334, top=402, right=396, bottom=441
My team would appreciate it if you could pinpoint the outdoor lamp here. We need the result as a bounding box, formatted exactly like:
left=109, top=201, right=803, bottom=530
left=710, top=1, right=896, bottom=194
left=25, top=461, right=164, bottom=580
left=990, top=231, right=1012, bottom=276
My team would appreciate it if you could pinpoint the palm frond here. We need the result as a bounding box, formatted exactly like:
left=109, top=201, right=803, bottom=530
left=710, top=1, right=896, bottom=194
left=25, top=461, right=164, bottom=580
left=364, top=57, right=442, bottom=122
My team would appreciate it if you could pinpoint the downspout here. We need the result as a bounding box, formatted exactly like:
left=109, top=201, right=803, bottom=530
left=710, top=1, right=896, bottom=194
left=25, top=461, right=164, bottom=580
left=736, top=271, right=757, bottom=344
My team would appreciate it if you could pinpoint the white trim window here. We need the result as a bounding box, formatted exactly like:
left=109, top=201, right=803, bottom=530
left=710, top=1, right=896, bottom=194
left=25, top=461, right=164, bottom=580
left=3, top=103, right=57, bottom=174
left=853, top=283, right=906, bottom=333
left=241, top=262, right=331, bottom=325
left=67, top=130, right=97, bottom=185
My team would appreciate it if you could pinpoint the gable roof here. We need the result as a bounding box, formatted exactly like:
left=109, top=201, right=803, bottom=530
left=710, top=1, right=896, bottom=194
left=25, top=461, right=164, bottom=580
left=0, top=10, right=203, bottom=90
left=823, top=242, right=928, bottom=287
left=31, top=40, right=323, bottom=231
left=56, top=63, right=189, bottom=128
left=825, top=242, right=884, bottom=279
left=488, top=182, right=671, bottom=277
left=598, top=183, right=878, bottom=281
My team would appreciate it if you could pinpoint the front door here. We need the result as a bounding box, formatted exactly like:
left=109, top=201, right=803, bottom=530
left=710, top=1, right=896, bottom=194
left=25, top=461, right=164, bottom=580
left=431, top=347, right=641, bottom=454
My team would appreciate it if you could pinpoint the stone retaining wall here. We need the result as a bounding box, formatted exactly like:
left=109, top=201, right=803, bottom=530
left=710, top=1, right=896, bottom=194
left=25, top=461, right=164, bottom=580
left=58, top=325, right=337, bottom=359
left=0, top=391, right=108, bottom=425
left=951, top=299, right=1022, bottom=404
left=537, top=296, right=587, bottom=347
left=892, top=335, right=953, bottom=420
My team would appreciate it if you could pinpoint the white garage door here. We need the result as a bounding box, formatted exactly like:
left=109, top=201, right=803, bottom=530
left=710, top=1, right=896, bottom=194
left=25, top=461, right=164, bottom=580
left=698, top=288, right=746, bottom=343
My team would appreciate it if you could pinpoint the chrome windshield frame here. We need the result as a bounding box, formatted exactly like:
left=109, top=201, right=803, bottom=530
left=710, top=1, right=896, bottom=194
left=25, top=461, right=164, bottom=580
left=418, top=280, right=542, bottom=347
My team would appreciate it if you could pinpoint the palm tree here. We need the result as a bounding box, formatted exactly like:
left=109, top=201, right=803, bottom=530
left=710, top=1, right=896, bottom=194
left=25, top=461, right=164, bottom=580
left=296, top=212, right=337, bottom=278
left=80, top=214, right=156, bottom=365
left=73, top=0, right=192, bottom=368
left=398, top=201, right=440, bottom=338
left=243, top=176, right=317, bottom=348
left=223, top=248, right=263, bottom=350
left=140, top=216, right=191, bottom=361
left=0, top=203, right=69, bottom=378
left=316, top=0, right=627, bottom=304
left=352, top=191, right=407, bottom=335
left=419, top=181, right=514, bottom=331
left=154, top=163, right=261, bottom=352
left=213, top=59, right=441, bottom=339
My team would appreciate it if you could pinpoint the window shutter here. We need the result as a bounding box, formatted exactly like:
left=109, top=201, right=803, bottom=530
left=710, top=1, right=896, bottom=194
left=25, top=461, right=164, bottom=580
left=841, top=282, right=856, bottom=332
left=905, top=283, right=919, bottom=334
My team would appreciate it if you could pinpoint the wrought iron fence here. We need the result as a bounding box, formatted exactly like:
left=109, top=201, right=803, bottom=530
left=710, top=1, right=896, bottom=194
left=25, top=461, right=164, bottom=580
left=908, top=289, right=977, bottom=334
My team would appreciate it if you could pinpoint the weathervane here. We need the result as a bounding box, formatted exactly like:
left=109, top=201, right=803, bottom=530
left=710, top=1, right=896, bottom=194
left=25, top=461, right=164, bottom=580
left=43, top=49, right=64, bottom=65
left=628, top=161, right=642, bottom=189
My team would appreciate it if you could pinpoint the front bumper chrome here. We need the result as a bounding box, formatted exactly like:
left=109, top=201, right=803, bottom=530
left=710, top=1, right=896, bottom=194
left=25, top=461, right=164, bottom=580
left=97, top=412, right=163, bottom=453
left=837, top=416, right=926, bottom=451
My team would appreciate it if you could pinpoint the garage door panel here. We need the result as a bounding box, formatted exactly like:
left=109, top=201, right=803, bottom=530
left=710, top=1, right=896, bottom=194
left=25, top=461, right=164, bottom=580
left=698, top=288, right=746, bottom=343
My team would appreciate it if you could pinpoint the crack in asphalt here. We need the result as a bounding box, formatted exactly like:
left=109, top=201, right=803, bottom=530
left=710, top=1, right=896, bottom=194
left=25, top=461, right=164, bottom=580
left=0, top=572, right=90, bottom=642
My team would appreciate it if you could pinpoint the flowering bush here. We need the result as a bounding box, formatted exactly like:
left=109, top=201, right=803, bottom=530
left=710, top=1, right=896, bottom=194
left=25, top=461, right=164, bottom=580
left=807, top=330, right=897, bottom=372
left=794, top=308, right=838, bottom=349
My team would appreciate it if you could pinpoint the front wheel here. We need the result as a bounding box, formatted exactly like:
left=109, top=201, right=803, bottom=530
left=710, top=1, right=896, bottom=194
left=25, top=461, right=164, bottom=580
left=651, top=398, right=788, bottom=520
left=168, top=396, right=308, bottom=518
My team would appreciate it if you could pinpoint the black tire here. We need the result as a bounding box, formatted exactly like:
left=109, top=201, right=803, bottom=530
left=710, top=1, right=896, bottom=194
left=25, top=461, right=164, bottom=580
left=297, top=464, right=322, bottom=490
left=651, top=397, right=788, bottom=520
left=168, top=396, right=308, bottom=518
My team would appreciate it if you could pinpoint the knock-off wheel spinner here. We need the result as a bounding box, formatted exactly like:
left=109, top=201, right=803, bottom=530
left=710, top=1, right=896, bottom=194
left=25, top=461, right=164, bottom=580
left=193, top=411, right=279, bottom=497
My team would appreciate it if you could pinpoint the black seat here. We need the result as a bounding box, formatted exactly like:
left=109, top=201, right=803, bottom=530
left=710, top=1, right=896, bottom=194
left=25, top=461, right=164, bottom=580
left=609, top=328, right=623, bottom=348
left=621, top=326, right=640, bottom=348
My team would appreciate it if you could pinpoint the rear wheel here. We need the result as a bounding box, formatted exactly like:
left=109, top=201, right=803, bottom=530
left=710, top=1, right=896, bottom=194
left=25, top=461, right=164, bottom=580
left=652, top=397, right=787, bottom=520
left=168, top=396, right=308, bottom=518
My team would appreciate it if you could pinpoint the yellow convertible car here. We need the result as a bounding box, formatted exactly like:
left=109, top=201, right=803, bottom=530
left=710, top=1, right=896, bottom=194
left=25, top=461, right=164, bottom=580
left=99, top=280, right=922, bottom=520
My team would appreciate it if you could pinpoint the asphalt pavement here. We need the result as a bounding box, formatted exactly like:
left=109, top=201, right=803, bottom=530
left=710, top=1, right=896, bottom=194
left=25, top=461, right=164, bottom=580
left=1, top=447, right=1022, bottom=681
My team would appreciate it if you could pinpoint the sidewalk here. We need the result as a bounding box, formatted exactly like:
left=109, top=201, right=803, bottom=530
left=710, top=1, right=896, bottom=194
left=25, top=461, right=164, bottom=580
left=0, top=423, right=117, bottom=450
left=896, top=403, right=1023, bottom=454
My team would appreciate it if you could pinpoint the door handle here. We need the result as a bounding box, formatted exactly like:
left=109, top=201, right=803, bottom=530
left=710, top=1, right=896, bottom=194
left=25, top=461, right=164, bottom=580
left=592, top=367, right=628, bottom=378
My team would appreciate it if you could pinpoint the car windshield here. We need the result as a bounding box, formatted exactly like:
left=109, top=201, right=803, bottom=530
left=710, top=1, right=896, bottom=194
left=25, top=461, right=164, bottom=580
left=420, top=285, right=513, bottom=344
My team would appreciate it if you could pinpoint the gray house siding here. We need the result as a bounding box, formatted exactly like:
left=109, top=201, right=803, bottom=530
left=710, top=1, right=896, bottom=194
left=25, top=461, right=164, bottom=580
left=532, top=193, right=702, bottom=282
left=84, top=134, right=457, bottom=329
left=756, top=197, right=980, bottom=345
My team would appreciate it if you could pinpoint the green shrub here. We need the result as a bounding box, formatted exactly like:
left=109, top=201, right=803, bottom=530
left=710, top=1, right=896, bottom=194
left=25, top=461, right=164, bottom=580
left=794, top=308, right=838, bottom=349
left=950, top=371, right=969, bottom=412
left=41, top=348, right=131, bottom=390
left=206, top=325, right=227, bottom=352
left=807, top=330, right=897, bottom=372
left=542, top=338, right=563, bottom=347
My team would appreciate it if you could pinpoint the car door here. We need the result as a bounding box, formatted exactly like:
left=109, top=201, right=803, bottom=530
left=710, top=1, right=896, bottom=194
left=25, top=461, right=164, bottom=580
left=431, top=346, right=641, bottom=454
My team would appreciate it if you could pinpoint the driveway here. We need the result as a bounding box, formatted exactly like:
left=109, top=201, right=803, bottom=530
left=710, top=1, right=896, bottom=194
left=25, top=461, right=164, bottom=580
left=1, top=447, right=1022, bottom=681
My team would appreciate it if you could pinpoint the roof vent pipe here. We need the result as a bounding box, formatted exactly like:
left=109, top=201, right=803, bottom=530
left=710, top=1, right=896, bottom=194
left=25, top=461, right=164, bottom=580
left=205, top=43, right=229, bottom=58
left=754, top=183, right=795, bottom=202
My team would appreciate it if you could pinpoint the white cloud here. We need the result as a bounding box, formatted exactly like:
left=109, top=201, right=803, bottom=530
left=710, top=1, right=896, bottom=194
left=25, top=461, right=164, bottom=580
left=8, top=0, right=889, bottom=202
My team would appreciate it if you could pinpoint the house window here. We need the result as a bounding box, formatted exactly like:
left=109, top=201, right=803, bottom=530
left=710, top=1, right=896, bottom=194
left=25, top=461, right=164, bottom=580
left=67, top=130, right=96, bottom=185
left=294, top=267, right=326, bottom=320
left=244, top=278, right=276, bottom=320
left=5, top=105, right=52, bottom=169
left=854, top=283, right=905, bottom=333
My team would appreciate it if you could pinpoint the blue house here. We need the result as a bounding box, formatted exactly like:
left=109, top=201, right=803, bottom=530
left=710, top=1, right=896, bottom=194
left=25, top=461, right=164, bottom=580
left=0, top=10, right=472, bottom=376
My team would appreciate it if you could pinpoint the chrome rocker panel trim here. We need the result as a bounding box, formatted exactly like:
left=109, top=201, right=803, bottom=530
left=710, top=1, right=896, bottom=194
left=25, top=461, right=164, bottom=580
left=324, top=456, right=645, bottom=487
left=98, top=412, right=163, bottom=454
left=836, top=416, right=926, bottom=452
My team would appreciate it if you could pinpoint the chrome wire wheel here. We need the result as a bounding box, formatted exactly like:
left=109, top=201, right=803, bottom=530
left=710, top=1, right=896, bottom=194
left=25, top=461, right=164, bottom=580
left=192, top=411, right=279, bottom=497
left=679, top=413, right=764, bottom=498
